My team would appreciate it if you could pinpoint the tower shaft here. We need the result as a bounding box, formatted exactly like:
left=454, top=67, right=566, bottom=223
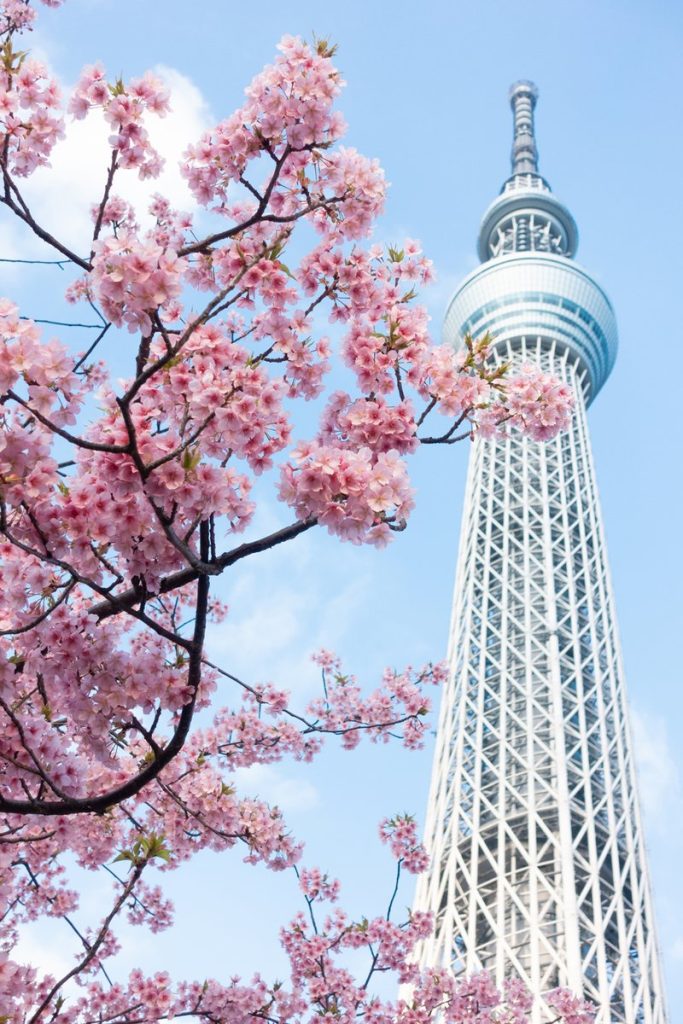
left=415, top=342, right=666, bottom=1022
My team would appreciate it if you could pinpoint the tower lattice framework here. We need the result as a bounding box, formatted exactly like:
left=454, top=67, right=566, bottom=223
left=413, top=83, right=667, bottom=1024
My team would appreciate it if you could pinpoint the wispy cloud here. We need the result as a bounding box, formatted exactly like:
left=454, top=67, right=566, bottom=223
left=206, top=502, right=374, bottom=697
left=631, top=708, right=683, bottom=830
left=13, top=927, right=72, bottom=979
left=9, top=63, right=213, bottom=257
left=232, top=764, right=319, bottom=813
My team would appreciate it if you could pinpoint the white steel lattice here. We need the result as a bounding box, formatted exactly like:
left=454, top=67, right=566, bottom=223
left=413, top=84, right=667, bottom=1024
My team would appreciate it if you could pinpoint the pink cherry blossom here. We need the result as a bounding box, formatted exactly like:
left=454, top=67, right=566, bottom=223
left=69, top=64, right=169, bottom=178
left=0, top=8, right=582, bottom=1023
left=379, top=814, right=430, bottom=873
left=0, top=51, right=63, bottom=176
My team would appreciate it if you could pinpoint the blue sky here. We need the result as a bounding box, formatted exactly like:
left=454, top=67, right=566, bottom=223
left=4, top=0, right=683, bottom=1018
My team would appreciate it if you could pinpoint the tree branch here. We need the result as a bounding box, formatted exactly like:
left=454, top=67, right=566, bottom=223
left=0, top=528, right=212, bottom=817
left=0, top=170, right=90, bottom=271
left=90, top=517, right=317, bottom=622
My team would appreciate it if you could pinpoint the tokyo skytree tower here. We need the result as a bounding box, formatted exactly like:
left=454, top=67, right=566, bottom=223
left=413, top=83, right=667, bottom=1023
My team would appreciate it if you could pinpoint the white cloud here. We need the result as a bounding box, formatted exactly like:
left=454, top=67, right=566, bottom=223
left=7, top=63, right=213, bottom=256
left=13, top=927, right=72, bottom=980
left=206, top=498, right=374, bottom=696
left=232, top=763, right=319, bottom=813
left=631, top=708, right=682, bottom=827
left=207, top=563, right=373, bottom=699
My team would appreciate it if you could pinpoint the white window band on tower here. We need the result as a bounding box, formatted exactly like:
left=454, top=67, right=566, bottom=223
left=412, top=84, right=667, bottom=1024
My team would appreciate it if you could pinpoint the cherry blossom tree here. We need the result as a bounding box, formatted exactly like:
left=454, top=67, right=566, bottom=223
left=0, top=2, right=587, bottom=1020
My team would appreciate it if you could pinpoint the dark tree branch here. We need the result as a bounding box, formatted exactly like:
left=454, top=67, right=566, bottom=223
left=0, top=579, right=75, bottom=637
left=27, top=861, right=144, bottom=1023
left=90, top=150, right=119, bottom=253
left=90, top=517, right=317, bottom=622
left=0, top=525, right=212, bottom=817
left=6, top=389, right=128, bottom=454
left=0, top=169, right=90, bottom=271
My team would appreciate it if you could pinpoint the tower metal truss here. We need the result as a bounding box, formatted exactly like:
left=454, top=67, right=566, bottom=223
left=413, top=83, right=667, bottom=1024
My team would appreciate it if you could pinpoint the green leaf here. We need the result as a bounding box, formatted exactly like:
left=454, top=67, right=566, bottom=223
left=312, top=34, right=338, bottom=59
left=277, top=261, right=295, bottom=279
left=1, top=40, right=29, bottom=75
left=142, top=833, right=171, bottom=863
left=181, top=446, right=201, bottom=473
left=113, top=833, right=171, bottom=868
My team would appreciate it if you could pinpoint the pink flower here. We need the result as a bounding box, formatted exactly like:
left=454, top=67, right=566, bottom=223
left=0, top=27, right=579, bottom=1024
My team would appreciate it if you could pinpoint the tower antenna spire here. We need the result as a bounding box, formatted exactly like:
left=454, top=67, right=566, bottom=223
left=509, top=80, right=539, bottom=175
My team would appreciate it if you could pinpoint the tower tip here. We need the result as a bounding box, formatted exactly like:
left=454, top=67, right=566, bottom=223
left=509, top=81, right=540, bottom=176
left=508, top=80, right=539, bottom=104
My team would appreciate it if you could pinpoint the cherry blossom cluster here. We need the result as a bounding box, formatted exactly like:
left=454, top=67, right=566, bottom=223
left=68, top=64, right=169, bottom=177
left=319, top=392, right=419, bottom=455
left=402, top=970, right=594, bottom=1024
left=89, top=230, right=187, bottom=333
left=413, top=341, right=496, bottom=418
left=280, top=901, right=433, bottom=995
left=545, top=988, right=597, bottom=1024
left=0, top=647, right=450, bottom=1010
left=0, top=0, right=60, bottom=34
left=3, top=964, right=593, bottom=1024
left=207, top=654, right=446, bottom=766
left=0, top=45, right=63, bottom=176
left=182, top=36, right=386, bottom=243
left=0, top=300, right=89, bottom=516
left=279, top=441, right=414, bottom=545
left=1, top=306, right=297, bottom=597
left=308, top=654, right=446, bottom=749
left=0, top=4, right=585, bottom=1020
left=89, top=192, right=138, bottom=233
left=298, top=866, right=341, bottom=903
left=379, top=814, right=430, bottom=873
left=498, top=362, right=574, bottom=440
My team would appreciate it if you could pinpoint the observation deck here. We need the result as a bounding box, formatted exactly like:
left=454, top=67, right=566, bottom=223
left=444, top=79, right=617, bottom=404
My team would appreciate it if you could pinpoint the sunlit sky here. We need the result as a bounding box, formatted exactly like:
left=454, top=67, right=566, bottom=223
left=3, top=0, right=682, bottom=1018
